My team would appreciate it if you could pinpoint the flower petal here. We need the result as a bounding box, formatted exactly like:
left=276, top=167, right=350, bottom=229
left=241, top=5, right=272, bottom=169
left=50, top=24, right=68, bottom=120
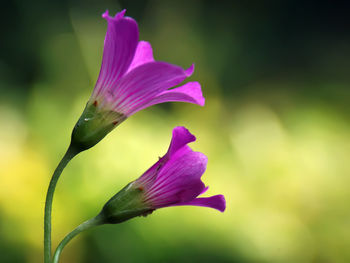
left=200, top=186, right=209, bottom=195
left=92, top=10, right=139, bottom=99
left=184, top=63, right=195, bottom=76
left=128, top=82, right=205, bottom=115
left=156, top=150, right=208, bottom=186
left=176, top=195, right=226, bottom=212
left=143, top=151, right=208, bottom=207
left=167, top=126, right=196, bottom=157
left=134, top=157, right=164, bottom=190
left=127, top=41, right=154, bottom=73
left=135, top=127, right=196, bottom=190
left=110, top=62, right=194, bottom=115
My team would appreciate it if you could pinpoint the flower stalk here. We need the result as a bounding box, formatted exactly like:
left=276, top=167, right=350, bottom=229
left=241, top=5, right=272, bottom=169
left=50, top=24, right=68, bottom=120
left=52, top=215, right=104, bottom=263
left=44, top=145, right=80, bottom=263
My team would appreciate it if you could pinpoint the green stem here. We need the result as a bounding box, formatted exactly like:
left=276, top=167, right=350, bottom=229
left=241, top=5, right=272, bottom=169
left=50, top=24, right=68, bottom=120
left=52, top=216, right=103, bottom=263
left=44, top=145, right=79, bottom=263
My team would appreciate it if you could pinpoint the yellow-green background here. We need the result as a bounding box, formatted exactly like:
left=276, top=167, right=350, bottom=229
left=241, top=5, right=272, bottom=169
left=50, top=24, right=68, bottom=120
left=1, top=1, right=350, bottom=262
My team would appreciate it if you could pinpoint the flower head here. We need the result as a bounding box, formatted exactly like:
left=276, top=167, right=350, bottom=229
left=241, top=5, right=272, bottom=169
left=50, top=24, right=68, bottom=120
left=99, top=127, right=225, bottom=224
left=71, top=10, right=204, bottom=151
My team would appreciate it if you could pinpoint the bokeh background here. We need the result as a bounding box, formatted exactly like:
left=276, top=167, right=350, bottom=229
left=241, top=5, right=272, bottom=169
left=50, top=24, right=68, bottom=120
left=1, top=0, right=350, bottom=262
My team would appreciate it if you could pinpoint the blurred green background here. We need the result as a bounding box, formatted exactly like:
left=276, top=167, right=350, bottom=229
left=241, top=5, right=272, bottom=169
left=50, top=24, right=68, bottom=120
left=1, top=0, right=350, bottom=262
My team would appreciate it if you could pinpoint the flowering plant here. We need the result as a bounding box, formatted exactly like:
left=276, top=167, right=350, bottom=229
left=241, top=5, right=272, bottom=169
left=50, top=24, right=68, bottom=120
left=43, top=9, right=225, bottom=263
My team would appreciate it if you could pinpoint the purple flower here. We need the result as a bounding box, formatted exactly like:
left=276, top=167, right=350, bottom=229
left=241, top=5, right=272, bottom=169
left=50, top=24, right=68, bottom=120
left=91, top=10, right=204, bottom=116
left=71, top=10, right=204, bottom=151
left=134, top=126, right=225, bottom=211
left=99, top=127, right=225, bottom=224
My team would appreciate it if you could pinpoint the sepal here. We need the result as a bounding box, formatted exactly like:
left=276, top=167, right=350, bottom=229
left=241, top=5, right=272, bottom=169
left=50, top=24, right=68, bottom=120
left=71, top=102, right=127, bottom=151
left=98, top=182, right=154, bottom=224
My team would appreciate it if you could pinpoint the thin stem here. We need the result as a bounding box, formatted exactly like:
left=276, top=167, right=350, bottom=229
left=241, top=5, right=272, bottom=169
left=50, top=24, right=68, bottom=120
left=52, top=215, right=103, bottom=263
left=44, top=145, right=79, bottom=263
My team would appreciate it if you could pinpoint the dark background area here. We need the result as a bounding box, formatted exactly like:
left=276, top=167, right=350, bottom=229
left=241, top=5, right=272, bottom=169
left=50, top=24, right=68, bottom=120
left=2, top=1, right=350, bottom=108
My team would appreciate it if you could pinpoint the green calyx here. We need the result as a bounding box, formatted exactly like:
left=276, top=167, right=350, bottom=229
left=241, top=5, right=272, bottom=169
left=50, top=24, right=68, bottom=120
left=99, top=182, right=154, bottom=224
left=71, top=102, right=127, bottom=151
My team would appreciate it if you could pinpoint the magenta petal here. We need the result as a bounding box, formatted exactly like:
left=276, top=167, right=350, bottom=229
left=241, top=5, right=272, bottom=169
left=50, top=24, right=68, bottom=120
left=159, top=149, right=208, bottom=184
left=184, top=64, right=195, bottom=77
left=143, top=151, right=208, bottom=206
left=154, top=81, right=205, bottom=106
left=200, top=186, right=209, bottom=195
left=148, top=179, right=206, bottom=208
left=129, top=82, right=205, bottom=115
left=167, top=127, right=196, bottom=157
left=135, top=127, right=197, bottom=191
left=92, top=10, right=139, bottom=99
left=150, top=150, right=207, bottom=191
left=134, top=157, right=163, bottom=189
left=110, top=62, right=192, bottom=115
left=177, top=195, right=226, bottom=212
left=127, top=41, right=154, bottom=73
